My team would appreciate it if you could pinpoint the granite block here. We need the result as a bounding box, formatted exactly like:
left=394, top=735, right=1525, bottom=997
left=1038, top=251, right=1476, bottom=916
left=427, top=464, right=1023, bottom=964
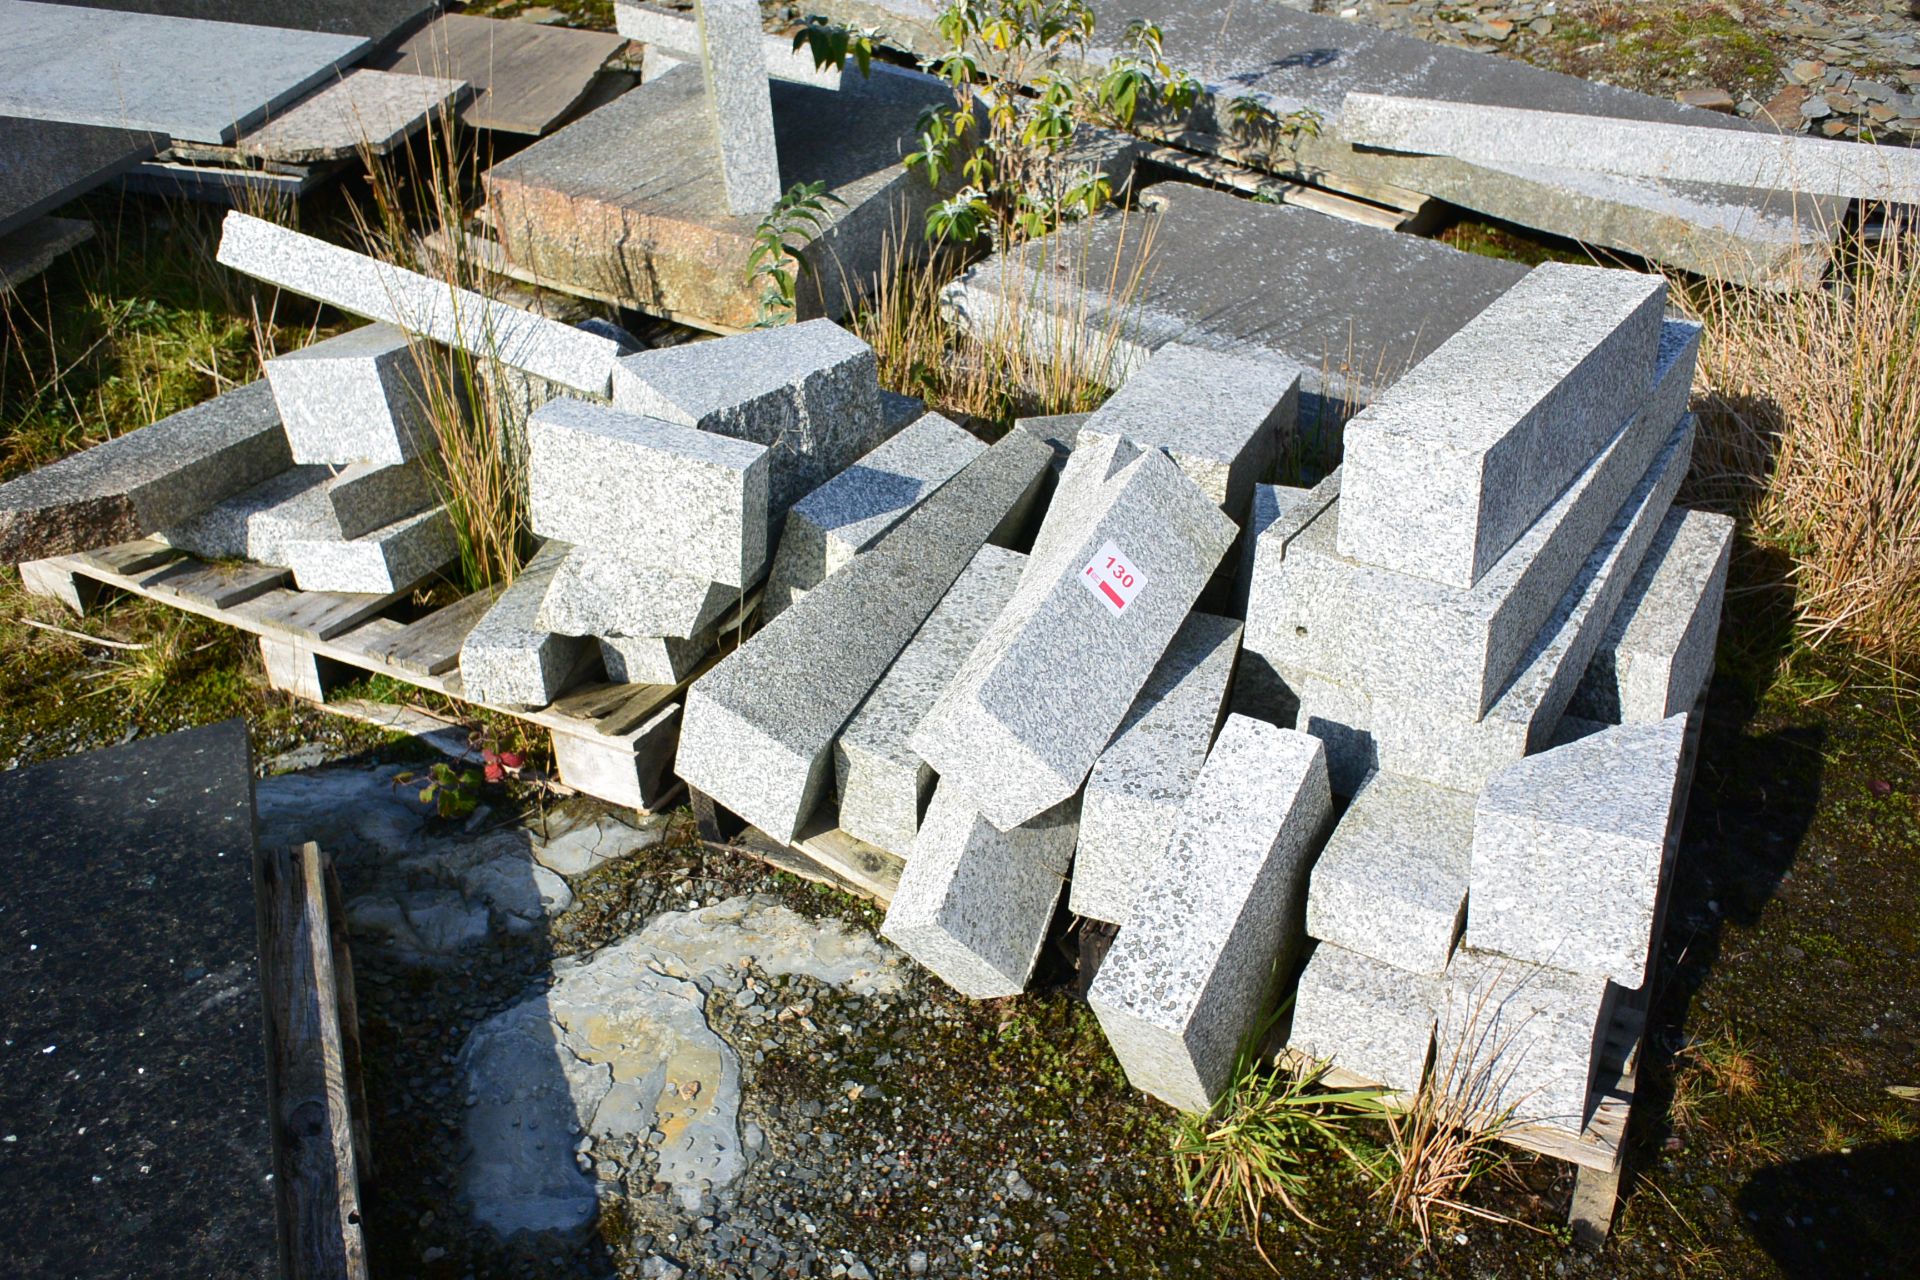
left=1088, top=718, right=1332, bottom=1113
left=1024, top=431, right=1142, bottom=568
left=0, top=214, right=93, bottom=292
left=264, top=322, right=436, bottom=465
left=764, top=409, right=984, bottom=618
left=1069, top=611, right=1242, bottom=925
left=0, top=117, right=163, bottom=240
left=1305, top=770, right=1473, bottom=974
left=1287, top=942, right=1439, bottom=1093
left=64, top=0, right=432, bottom=41
left=286, top=504, right=456, bottom=593
left=526, top=397, right=770, bottom=588
left=598, top=631, right=714, bottom=686
left=159, top=465, right=335, bottom=566
left=239, top=68, right=468, bottom=164
left=0, top=379, right=291, bottom=562
left=695, top=0, right=781, bottom=214
left=1079, top=342, right=1299, bottom=516
left=323, top=459, right=437, bottom=536
left=1337, top=262, right=1666, bottom=587
left=1013, top=411, right=1091, bottom=468
left=878, top=787, right=1079, bottom=999
left=615, top=0, right=842, bottom=88
left=1440, top=949, right=1615, bottom=1130
left=536, top=544, right=738, bottom=639
left=611, top=320, right=886, bottom=514
left=833, top=546, right=1028, bottom=856
left=1468, top=714, right=1689, bottom=986
left=459, top=541, right=591, bottom=707
left=913, top=447, right=1238, bottom=830
left=1234, top=482, right=1310, bottom=618
left=675, top=430, right=1050, bottom=841
left=217, top=212, right=624, bottom=396
left=1571, top=508, right=1733, bottom=724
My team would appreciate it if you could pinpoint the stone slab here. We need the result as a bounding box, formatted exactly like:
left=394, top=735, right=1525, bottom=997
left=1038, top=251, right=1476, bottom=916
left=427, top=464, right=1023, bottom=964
left=611, top=319, right=886, bottom=515
left=1305, top=769, right=1473, bottom=975
left=0, top=719, right=273, bottom=1277
left=1337, top=263, right=1666, bottom=589
left=765, top=409, right=984, bottom=619
left=537, top=543, right=739, bottom=639
left=1341, top=91, right=1920, bottom=205
left=942, top=183, right=1526, bottom=404
left=913, top=447, right=1238, bottom=831
left=598, top=630, right=714, bottom=686
left=0, top=1, right=370, bottom=144
left=879, top=788, right=1079, bottom=999
left=286, top=503, right=455, bottom=593
left=159, top=465, right=336, bottom=566
left=1287, top=941, right=1439, bottom=1093
left=0, top=116, right=164, bottom=239
left=1069, top=611, right=1242, bottom=925
left=526, top=396, right=770, bottom=588
left=368, top=13, right=631, bottom=136
left=458, top=540, right=591, bottom=707
left=238, top=67, right=468, bottom=164
left=695, top=0, right=781, bottom=215
left=833, top=545, right=1028, bottom=856
left=217, top=211, right=625, bottom=397
left=0, top=214, right=93, bottom=292
left=616, top=0, right=841, bottom=88
left=675, top=430, right=1050, bottom=841
left=55, top=0, right=433, bottom=41
left=1089, top=717, right=1332, bottom=1113
left=323, top=458, right=437, bottom=535
left=1570, top=508, right=1733, bottom=724
left=1078, top=341, right=1299, bottom=516
left=1440, top=949, right=1616, bottom=1130
left=264, top=322, right=436, bottom=465
left=1468, top=714, right=1688, bottom=987
left=0, top=379, right=292, bottom=563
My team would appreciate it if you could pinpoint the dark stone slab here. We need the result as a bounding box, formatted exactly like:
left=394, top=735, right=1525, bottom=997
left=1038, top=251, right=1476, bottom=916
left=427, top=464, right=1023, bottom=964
left=0, top=214, right=93, bottom=292
left=0, top=116, right=164, bottom=239
left=42, top=0, right=436, bottom=43
left=368, top=12, right=630, bottom=136
left=0, top=718, right=274, bottom=1279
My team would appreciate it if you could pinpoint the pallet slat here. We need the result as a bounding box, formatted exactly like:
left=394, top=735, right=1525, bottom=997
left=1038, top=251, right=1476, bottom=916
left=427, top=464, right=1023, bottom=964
left=146, top=558, right=291, bottom=609
left=372, top=585, right=502, bottom=675
left=239, top=584, right=415, bottom=642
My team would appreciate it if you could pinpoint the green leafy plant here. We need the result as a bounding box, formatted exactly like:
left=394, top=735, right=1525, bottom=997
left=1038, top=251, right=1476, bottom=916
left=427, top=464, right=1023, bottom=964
left=791, top=14, right=881, bottom=77
left=747, top=180, right=847, bottom=325
left=395, top=760, right=485, bottom=820
left=1224, top=94, right=1326, bottom=164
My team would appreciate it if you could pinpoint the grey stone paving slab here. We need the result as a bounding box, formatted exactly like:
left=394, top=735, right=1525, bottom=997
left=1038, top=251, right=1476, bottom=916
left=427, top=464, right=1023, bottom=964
left=57, top=0, right=434, bottom=41
left=696, top=0, right=781, bottom=215
left=459, top=541, right=591, bottom=708
left=879, top=788, right=1079, bottom=999
left=913, top=447, right=1238, bottom=831
left=527, top=397, right=770, bottom=588
left=1340, top=91, right=1920, bottom=205
left=1069, top=611, right=1241, bottom=925
left=159, top=465, right=335, bottom=566
left=0, top=379, right=291, bottom=562
left=1078, top=342, right=1299, bottom=516
left=616, top=0, right=840, bottom=89
left=942, top=183, right=1526, bottom=402
left=1440, top=949, right=1615, bottom=1129
left=1287, top=941, right=1438, bottom=1093
left=0, top=214, right=93, bottom=293
left=834, top=545, right=1027, bottom=857
left=1089, top=717, right=1332, bottom=1113
left=675, top=430, right=1050, bottom=841
left=0, top=1, right=370, bottom=145
left=264, top=322, right=436, bottom=465
left=537, top=544, right=739, bottom=640
left=1337, top=263, right=1666, bottom=588
left=0, top=116, right=164, bottom=239
left=1468, top=714, right=1689, bottom=987
left=217, top=212, right=625, bottom=396
left=239, top=67, right=468, bottom=164
left=286, top=503, right=455, bottom=593
left=611, top=319, right=887, bottom=515
left=367, top=12, right=630, bottom=138
left=1305, top=769, right=1473, bottom=975
left=598, top=630, right=714, bottom=686
left=1571, top=508, right=1733, bottom=725
left=764, top=410, right=984, bottom=619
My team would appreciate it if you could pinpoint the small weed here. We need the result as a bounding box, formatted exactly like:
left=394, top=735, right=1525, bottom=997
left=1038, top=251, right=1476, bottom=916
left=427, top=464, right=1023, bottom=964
left=749, top=181, right=848, bottom=326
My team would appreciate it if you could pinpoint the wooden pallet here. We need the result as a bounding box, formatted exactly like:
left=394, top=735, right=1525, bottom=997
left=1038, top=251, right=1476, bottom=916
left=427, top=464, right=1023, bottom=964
left=690, top=786, right=905, bottom=906
left=19, top=539, right=737, bottom=812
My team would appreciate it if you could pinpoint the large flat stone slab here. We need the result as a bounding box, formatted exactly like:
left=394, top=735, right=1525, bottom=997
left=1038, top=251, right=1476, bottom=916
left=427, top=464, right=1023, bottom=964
left=238, top=67, right=468, bottom=164
left=1, top=116, right=164, bottom=239
left=0, top=214, right=94, bottom=292
left=56, top=0, right=433, bottom=41
left=368, top=13, right=630, bottom=137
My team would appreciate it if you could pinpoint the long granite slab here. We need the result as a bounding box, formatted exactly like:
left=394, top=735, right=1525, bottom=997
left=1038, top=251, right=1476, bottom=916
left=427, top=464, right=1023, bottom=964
left=52, top=0, right=435, bottom=42
left=1, top=116, right=165, bottom=239
left=238, top=68, right=468, bottom=164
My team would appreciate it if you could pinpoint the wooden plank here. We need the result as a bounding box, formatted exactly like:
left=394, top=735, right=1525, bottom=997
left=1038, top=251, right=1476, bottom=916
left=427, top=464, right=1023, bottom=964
left=327, top=616, right=408, bottom=661
left=1140, top=142, right=1416, bottom=231
left=689, top=787, right=901, bottom=907
left=77, top=537, right=181, bottom=576
left=146, top=558, right=291, bottom=609
left=371, top=585, right=501, bottom=676
left=368, top=13, right=629, bottom=137
left=238, top=584, right=412, bottom=642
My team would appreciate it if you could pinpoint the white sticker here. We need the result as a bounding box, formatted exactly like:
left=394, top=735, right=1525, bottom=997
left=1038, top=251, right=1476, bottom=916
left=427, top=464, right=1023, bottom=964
left=1081, top=540, right=1146, bottom=616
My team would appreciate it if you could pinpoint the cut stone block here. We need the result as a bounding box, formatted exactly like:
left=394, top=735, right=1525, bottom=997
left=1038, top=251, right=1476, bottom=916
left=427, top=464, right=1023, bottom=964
left=694, top=0, right=780, bottom=215
left=1079, top=342, right=1299, bottom=516
left=914, top=448, right=1238, bottom=831
left=1233, top=482, right=1309, bottom=617
left=459, top=541, right=591, bottom=707
left=676, top=431, right=1051, bottom=841
left=1337, top=263, right=1665, bottom=588
left=322, top=459, right=437, bottom=536
left=536, top=544, right=738, bottom=640
left=598, top=631, right=714, bottom=686
left=1069, top=611, right=1242, bottom=925
left=264, top=322, right=436, bottom=465
left=0, top=379, right=291, bottom=563
left=217, top=211, right=625, bottom=396
left=1340, top=91, right=1920, bottom=205
left=159, top=466, right=331, bottom=566
left=286, top=504, right=456, bottom=594
left=0, top=214, right=93, bottom=293
left=1570, top=508, right=1733, bottom=724
left=1468, top=714, right=1688, bottom=987
left=67, top=0, right=432, bottom=41
left=0, top=117, right=163, bottom=240
left=1440, top=949, right=1616, bottom=1130
left=611, top=319, right=886, bottom=515
left=1024, top=431, right=1141, bottom=568
left=526, top=397, right=770, bottom=588
left=1240, top=468, right=1340, bottom=626
left=616, top=0, right=842, bottom=88
left=764, top=410, right=984, bottom=619
left=879, top=787, right=1079, bottom=999
left=1088, top=717, right=1332, bottom=1113
left=238, top=68, right=468, bottom=164
left=1306, top=770, right=1473, bottom=975
left=1287, top=942, right=1439, bottom=1093
left=834, top=545, right=1027, bottom=856
left=1012, top=411, right=1090, bottom=469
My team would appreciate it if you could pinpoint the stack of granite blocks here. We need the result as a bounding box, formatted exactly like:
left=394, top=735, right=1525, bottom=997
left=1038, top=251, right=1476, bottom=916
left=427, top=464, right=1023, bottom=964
left=1254, top=262, right=1732, bottom=1130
